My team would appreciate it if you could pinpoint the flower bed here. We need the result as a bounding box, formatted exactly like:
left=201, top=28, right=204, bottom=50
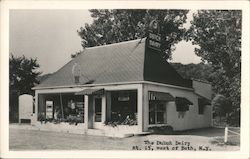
left=148, top=125, right=174, bottom=134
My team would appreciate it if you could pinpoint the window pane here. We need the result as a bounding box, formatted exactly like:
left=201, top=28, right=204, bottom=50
left=95, top=98, right=102, bottom=122
left=198, top=105, right=204, bottom=114
left=95, top=113, right=102, bottom=122
left=157, top=112, right=164, bottom=124
left=149, top=112, right=155, bottom=124
left=149, top=103, right=156, bottom=111
left=157, top=104, right=165, bottom=112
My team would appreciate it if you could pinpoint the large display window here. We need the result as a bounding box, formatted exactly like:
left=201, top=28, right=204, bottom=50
left=39, top=93, right=84, bottom=124
left=149, top=101, right=166, bottom=124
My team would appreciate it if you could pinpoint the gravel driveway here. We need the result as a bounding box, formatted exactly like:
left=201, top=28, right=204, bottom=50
left=9, top=126, right=240, bottom=151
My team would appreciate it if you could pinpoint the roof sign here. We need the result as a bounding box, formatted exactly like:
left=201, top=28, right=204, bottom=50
left=147, top=20, right=162, bottom=51
left=72, top=63, right=81, bottom=76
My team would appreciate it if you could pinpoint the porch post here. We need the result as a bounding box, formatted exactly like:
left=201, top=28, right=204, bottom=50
left=38, top=94, right=45, bottom=120
left=34, top=92, right=38, bottom=122
left=106, top=92, right=111, bottom=121
left=88, top=95, right=94, bottom=129
left=84, top=95, right=94, bottom=129
left=143, top=85, right=149, bottom=132
left=84, top=95, right=89, bottom=129
left=101, top=95, right=106, bottom=123
left=137, top=84, right=144, bottom=133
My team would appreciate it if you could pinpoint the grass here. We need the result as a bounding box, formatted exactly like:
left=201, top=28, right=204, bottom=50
left=210, top=136, right=240, bottom=146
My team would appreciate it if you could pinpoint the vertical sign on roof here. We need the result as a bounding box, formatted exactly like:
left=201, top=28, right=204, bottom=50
left=147, top=20, right=162, bottom=52
left=72, top=63, right=81, bottom=84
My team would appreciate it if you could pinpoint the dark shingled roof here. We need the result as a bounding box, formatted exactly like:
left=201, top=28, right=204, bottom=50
left=34, top=38, right=192, bottom=89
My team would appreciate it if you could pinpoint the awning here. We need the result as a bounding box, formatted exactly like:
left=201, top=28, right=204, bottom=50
left=75, top=88, right=104, bottom=95
left=149, top=91, right=175, bottom=101
left=175, top=97, right=193, bottom=105
left=198, top=97, right=211, bottom=106
left=175, top=97, right=193, bottom=111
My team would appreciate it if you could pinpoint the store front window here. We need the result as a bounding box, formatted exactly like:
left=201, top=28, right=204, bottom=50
left=149, top=101, right=166, bottom=124
left=109, top=90, right=137, bottom=125
left=38, top=93, right=84, bottom=124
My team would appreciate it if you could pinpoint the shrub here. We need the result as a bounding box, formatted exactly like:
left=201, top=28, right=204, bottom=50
left=148, top=125, right=174, bottom=134
left=104, top=117, right=137, bottom=127
left=66, top=115, right=83, bottom=125
left=38, top=113, right=46, bottom=123
left=227, top=108, right=240, bottom=127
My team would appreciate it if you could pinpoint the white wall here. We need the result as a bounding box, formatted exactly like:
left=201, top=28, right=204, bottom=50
left=193, top=80, right=212, bottom=100
left=166, top=101, right=212, bottom=131
left=35, top=82, right=212, bottom=132
left=144, top=83, right=212, bottom=131
left=35, top=83, right=144, bottom=132
left=19, top=94, right=33, bottom=121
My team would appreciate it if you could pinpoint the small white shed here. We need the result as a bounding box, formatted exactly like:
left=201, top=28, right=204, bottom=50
left=19, top=94, right=34, bottom=123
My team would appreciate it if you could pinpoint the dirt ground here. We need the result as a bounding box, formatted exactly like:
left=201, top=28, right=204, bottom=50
left=9, top=126, right=240, bottom=151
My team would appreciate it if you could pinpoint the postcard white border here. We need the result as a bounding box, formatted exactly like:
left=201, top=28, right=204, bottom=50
left=1, top=0, right=249, bottom=158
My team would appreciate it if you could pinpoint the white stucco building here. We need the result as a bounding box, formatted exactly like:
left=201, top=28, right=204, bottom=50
left=32, top=38, right=212, bottom=136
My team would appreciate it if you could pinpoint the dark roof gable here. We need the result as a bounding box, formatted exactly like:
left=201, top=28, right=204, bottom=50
left=143, top=41, right=192, bottom=88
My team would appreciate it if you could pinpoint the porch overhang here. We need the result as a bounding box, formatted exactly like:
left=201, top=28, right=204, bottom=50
left=75, top=88, right=104, bottom=95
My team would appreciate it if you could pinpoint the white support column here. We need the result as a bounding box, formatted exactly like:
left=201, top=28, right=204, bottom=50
left=84, top=95, right=89, bottom=129
left=34, top=92, right=38, bottom=121
left=143, top=85, right=149, bottom=132
left=101, top=95, right=106, bottom=123
left=88, top=96, right=94, bottom=129
left=37, top=94, right=45, bottom=119
left=137, top=84, right=144, bottom=133
left=106, top=92, right=112, bottom=121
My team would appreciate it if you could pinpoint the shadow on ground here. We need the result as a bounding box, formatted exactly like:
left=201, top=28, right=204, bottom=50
left=174, top=127, right=225, bottom=137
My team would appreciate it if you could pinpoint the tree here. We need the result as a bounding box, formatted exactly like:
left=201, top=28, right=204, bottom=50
left=9, top=54, right=41, bottom=95
left=187, top=10, right=241, bottom=125
left=170, top=62, right=214, bottom=82
left=212, top=94, right=232, bottom=121
left=77, top=9, right=189, bottom=60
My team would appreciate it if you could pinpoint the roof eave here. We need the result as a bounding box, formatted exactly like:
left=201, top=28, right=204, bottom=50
left=32, top=80, right=194, bottom=91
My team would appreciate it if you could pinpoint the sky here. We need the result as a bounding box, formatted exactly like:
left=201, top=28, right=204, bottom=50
left=10, top=10, right=201, bottom=75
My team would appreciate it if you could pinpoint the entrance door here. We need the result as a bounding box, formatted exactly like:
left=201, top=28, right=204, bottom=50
left=94, top=97, right=102, bottom=122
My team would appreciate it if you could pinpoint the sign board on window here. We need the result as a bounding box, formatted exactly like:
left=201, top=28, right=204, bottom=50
left=118, top=92, right=130, bottom=101
left=46, top=101, right=53, bottom=119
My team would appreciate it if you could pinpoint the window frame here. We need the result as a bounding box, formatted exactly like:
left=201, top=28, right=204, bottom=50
left=149, top=101, right=166, bottom=125
left=198, top=98, right=205, bottom=115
